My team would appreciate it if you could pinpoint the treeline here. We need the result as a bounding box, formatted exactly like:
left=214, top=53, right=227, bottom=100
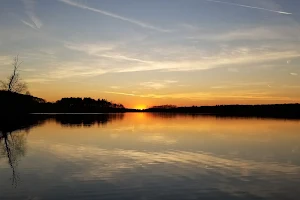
left=0, top=91, right=126, bottom=114
left=2, top=90, right=300, bottom=119
left=146, top=104, right=300, bottom=119
left=53, top=97, right=125, bottom=113
left=0, top=90, right=45, bottom=114
left=150, top=105, right=177, bottom=109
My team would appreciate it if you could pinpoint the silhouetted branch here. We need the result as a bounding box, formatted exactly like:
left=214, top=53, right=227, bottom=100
left=0, top=55, right=27, bottom=94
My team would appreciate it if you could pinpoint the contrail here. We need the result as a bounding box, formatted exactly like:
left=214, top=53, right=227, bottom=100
left=202, top=0, right=292, bottom=15
left=59, top=0, right=170, bottom=32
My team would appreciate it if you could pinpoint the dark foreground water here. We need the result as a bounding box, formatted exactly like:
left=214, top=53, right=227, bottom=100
left=0, top=113, right=300, bottom=200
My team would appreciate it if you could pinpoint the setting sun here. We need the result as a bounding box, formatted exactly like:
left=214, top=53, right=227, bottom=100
left=134, top=105, right=147, bottom=110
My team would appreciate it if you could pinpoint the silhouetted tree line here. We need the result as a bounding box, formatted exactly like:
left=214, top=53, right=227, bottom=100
left=150, top=105, right=177, bottom=109
left=54, top=97, right=125, bottom=113
left=146, top=104, right=300, bottom=119
left=0, top=91, right=46, bottom=114
left=1, top=90, right=300, bottom=118
left=0, top=91, right=126, bottom=114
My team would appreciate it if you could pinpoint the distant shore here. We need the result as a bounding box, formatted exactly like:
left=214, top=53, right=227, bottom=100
left=1, top=90, right=300, bottom=119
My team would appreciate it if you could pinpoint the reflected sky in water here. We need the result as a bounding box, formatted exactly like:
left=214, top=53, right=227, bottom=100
left=1, top=113, right=300, bottom=200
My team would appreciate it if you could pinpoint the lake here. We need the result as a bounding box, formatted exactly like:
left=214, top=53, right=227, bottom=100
left=0, top=113, right=300, bottom=200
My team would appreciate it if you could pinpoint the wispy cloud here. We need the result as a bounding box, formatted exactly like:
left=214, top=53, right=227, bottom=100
left=211, top=82, right=272, bottom=89
left=100, top=54, right=153, bottom=64
left=64, top=42, right=153, bottom=64
left=45, top=62, right=108, bottom=79
left=62, top=41, right=300, bottom=76
left=110, top=86, right=121, bottom=89
left=290, top=73, right=298, bottom=76
left=187, top=26, right=300, bottom=42
left=105, top=91, right=292, bottom=101
left=26, top=78, right=53, bottom=83
left=202, top=0, right=292, bottom=15
left=0, top=56, right=12, bottom=66
left=115, top=49, right=300, bottom=73
left=21, top=19, right=38, bottom=30
left=65, top=42, right=116, bottom=54
left=59, top=0, right=170, bottom=32
left=140, top=80, right=178, bottom=90
left=21, top=0, right=43, bottom=30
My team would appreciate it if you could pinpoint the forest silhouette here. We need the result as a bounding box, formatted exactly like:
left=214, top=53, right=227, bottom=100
left=1, top=90, right=300, bottom=119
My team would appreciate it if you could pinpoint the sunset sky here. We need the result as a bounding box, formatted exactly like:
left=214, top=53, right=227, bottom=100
left=0, top=0, right=300, bottom=108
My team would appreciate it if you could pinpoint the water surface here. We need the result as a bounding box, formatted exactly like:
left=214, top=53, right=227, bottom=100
left=1, top=113, right=300, bottom=200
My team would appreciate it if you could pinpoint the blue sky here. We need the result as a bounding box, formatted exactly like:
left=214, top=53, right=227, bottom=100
left=0, top=0, right=300, bottom=107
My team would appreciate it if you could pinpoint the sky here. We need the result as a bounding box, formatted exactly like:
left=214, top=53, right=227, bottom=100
left=0, top=0, right=300, bottom=108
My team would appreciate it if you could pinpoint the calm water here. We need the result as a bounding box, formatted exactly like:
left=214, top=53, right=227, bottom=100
left=1, top=113, right=300, bottom=200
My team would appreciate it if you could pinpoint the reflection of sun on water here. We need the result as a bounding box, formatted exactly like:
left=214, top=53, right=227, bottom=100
left=135, top=112, right=146, bottom=120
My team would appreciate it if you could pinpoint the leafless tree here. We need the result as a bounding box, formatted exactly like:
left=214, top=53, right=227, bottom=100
left=0, top=56, right=28, bottom=94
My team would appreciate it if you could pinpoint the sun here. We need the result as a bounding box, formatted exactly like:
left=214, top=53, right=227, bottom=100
left=135, top=104, right=147, bottom=110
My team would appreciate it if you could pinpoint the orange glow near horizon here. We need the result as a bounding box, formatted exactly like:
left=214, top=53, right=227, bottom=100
left=27, top=89, right=300, bottom=109
left=134, top=104, right=148, bottom=110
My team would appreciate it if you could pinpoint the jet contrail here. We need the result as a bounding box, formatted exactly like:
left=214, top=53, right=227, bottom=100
left=202, top=0, right=292, bottom=15
left=59, top=0, right=170, bottom=32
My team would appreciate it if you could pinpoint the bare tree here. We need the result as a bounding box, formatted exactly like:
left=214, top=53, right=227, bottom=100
left=0, top=56, right=28, bottom=94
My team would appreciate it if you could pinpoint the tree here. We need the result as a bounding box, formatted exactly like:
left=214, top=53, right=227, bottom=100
left=0, top=56, right=27, bottom=94
left=150, top=105, right=177, bottom=109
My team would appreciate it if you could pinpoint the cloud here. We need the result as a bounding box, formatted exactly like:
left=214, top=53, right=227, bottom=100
left=0, top=56, right=12, bottom=66
left=187, top=26, right=300, bottom=42
left=21, top=0, right=43, bottom=30
left=38, top=38, right=300, bottom=83
left=100, top=54, right=153, bottom=64
left=164, top=80, right=178, bottom=84
left=0, top=56, right=13, bottom=78
left=61, top=41, right=300, bottom=78
left=140, top=80, right=178, bottom=90
left=64, top=42, right=116, bottom=54
left=21, top=20, right=38, bottom=30
left=110, top=86, right=121, bottom=89
left=45, top=62, right=108, bottom=79
left=211, top=82, right=273, bottom=89
left=26, top=78, right=53, bottom=83
left=64, top=42, right=153, bottom=64
left=105, top=91, right=291, bottom=101
left=59, top=0, right=170, bottom=32
left=290, top=73, right=298, bottom=76
left=201, top=0, right=292, bottom=15
left=140, top=82, right=167, bottom=90
left=115, top=49, right=300, bottom=73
